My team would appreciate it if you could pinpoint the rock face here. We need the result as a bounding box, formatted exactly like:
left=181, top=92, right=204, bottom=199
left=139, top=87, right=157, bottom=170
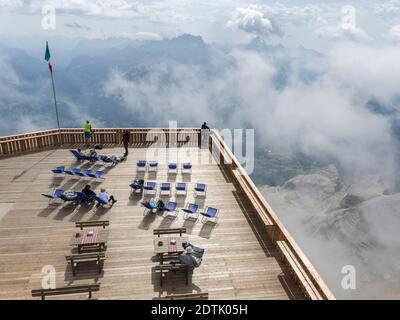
left=260, top=165, right=400, bottom=299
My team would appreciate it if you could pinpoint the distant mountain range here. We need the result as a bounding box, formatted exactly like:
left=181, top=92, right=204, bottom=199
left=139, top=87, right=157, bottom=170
left=0, top=33, right=326, bottom=134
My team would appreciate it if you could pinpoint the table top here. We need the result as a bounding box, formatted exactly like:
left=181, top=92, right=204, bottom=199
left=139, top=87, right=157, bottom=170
left=70, top=228, right=109, bottom=246
left=153, top=236, right=189, bottom=254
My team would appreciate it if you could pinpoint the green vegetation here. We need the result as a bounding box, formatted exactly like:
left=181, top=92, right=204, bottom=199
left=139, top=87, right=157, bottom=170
left=250, top=148, right=327, bottom=187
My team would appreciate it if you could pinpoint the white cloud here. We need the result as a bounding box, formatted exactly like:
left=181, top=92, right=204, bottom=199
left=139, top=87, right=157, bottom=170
left=103, top=43, right=398, bottom=181
left=227, top=6, right=279, bottom=37
left=374, top=1, right=400, bottom=14
left=389, top=24, right=400, bottom=41
left=315, top=24, right=372, bottom=42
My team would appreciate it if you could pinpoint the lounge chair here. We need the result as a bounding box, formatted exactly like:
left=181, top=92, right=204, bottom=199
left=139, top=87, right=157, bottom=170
left=148, top=160, right=158, bottom=172
left=200, top=207, right=219, bottom=224
left=175, top=182, right=187, bottom=196
left=72, top=168, right=86, bottom=178
left=194, top=183, right=207, bottom=197
left=160, top=183, right=171, bottom=196
left=59, top=192, right=78, bottom=206
left=168, top=163, right=178, bottom=175
left=70, top=150, right=98, bottom=163
left=181, top=203, right=199, bottom=220
left=70, top=149, right=86, bottom=161
left=130, top=179, right=144, bottom=193
left=161, top=201, right=178, bottom=217
left=182, top=163, right=192, bottom=174
left=63, top=167, right=81, bottom=178
left=143, top=181, right=157, bottom=195
left=41, top=188, right=65, bottom=204
left=141, top=200, right=158, bottom=215
left=84, top=169, right=105, bottom=180
left=51, top=166, right=65, bottom=175
left=75, top=192, right=95, bottom=204
left=137, top=160, right=147, bottom=172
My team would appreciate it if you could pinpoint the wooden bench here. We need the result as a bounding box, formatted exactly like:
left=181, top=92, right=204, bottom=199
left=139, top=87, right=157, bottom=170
left=31, top=284, right=100, bottom=300
left=155, top=264, right=193, bottom=286
left=276, top=240, right=322, bottom=300
left=75, top=220, right=109, bottom=230
left=65, top=252, right=106, bottom=276
left=160, top=292, right=209, bottom=300
left=153, top=227, right=186, bottom=237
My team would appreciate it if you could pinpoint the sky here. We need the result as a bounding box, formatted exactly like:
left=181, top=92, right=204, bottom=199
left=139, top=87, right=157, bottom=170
left=1, top=0, right=400, bottom=51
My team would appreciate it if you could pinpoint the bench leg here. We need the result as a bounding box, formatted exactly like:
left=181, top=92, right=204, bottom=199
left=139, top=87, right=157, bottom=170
left=88, top=288, right=92, bottom=299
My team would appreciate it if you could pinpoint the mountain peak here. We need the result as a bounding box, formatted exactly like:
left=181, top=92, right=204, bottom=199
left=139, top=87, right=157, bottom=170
left=172, top=33, right=204, bottom=45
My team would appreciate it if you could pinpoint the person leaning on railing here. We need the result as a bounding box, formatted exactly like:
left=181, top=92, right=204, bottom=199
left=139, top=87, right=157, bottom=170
left=84, top=120, right=93, bottom=147
left=200, top=122, right=210, bottom=147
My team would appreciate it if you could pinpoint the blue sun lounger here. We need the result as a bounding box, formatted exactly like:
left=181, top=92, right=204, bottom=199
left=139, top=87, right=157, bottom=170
left=200, top=206, right=219, bottom=224
left=63, top=167, right=81, bottom=177
left=182, top=163, right=192, bottom=174
left=194, top=183, right=207, bottom=197
left=84, top=169, right=105, bottom=180
left=59, top=192, right=78, bottom=207
left=70, top=149, right=86, bottom=161
left=182, top=203, right=199, bottom=220
left=51, top=166, right=65, bottom=175
left=161, top=201, right=178, bottom=217
left=137, top=160, right=147, bottom=172
left=143, top=181, right=157, bottom=195
left=148, top=160, right=158, bottom=172
left=75, top=192, right=95, bottom=204
left=160, top=183, right=171, bottom=196
left=168, top=163, right=178, bottom=174
left=175, top=182, right=187, bottom=196
left=41, top=188, right=65, bottom=204
left=141, top=200, right=158, bottom=215
left=130, top=180, right=144, bottom=193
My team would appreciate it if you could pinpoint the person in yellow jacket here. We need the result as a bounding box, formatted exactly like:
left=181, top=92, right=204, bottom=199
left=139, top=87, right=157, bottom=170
left=84, top=120, right=92, bottom=147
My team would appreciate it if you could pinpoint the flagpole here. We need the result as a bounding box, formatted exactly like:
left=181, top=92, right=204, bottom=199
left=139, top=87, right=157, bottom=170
left=46, top=41, right=61, bottom=145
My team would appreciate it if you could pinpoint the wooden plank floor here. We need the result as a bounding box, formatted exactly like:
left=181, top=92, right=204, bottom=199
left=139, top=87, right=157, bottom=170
left=0, top=146, right=303, bottom=300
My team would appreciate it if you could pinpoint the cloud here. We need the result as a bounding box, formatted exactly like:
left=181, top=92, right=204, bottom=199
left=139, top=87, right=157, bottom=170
left=227, top=6, right=281, bottom=38
left=103, top=43, right=398, bottom=182
left=120, top=31, right=163, bottom=41
left=389, top=24, right=400, bottom=41
left=64, top=22, right=91, bottom=30
left=374, top=1, right=400, bottom=14
left=314, top=20, right=372, bottom=43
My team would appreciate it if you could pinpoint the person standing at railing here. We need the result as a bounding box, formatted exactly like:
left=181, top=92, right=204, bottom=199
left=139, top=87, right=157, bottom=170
left=200, top=122, right=210, bottom=147
left=84, top=120, right=92, bottom=147
left=122, top=130, right=130, bottom=157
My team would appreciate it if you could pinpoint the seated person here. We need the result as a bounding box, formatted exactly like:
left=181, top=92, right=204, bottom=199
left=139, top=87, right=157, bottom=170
left=99, top=154, right=125, bottom=164
left=141, top=198, right=158, bottom=210
left=82, top=185, right=96, bottom=197
left=97, top=188, right=117, bottom=207
left=157, top=199, right=165, bottom=210
left=178, top=247, right=202, bottom=268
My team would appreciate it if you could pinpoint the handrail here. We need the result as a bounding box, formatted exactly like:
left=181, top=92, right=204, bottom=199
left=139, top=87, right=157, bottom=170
left=209, top=129, right=335, bottom=300
left=0, top=128, right=201, bottom=156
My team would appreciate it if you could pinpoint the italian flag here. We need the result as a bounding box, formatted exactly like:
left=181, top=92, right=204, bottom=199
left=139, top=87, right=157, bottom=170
left=44, top=41, right=53, bottom=73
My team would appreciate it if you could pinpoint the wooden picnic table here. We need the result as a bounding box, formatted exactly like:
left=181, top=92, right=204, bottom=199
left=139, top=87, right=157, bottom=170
left=70, top=228, right=109, bottom=253
left=153, top=236, right=189, bottom=256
